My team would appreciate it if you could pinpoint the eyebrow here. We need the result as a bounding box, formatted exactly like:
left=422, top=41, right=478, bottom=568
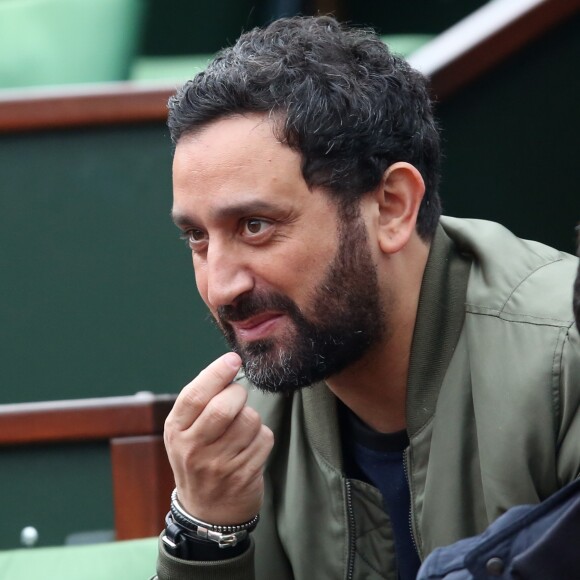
left=171, top=199, right=286, bottom=229
left=171, top=211, right=197, bottom=229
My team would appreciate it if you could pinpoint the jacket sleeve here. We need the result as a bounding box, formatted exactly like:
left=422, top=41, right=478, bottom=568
left=155, top=537, right=255, bottom=580
left=556, top=323, right=580, bottom=484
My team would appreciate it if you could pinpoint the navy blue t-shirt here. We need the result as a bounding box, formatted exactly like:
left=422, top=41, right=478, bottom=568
left=340, top=404, right=421, bottom=580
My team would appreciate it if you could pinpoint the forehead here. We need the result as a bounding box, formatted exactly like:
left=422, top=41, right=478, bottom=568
left=173, top=114, right=295, bottom=187
left=172, top=114, right=329, bottom=220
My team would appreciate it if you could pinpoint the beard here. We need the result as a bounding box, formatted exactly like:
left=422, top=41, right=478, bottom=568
left=214, top=210, right=387, bottom=394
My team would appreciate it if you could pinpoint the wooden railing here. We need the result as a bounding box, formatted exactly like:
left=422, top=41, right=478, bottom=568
left=1, top=0, right=578, bottom=133
left=0, top=393, right=176, bottom=540
left=408, top=0, right=580, bottom=100
left=0, top=82, right=175, bottom=133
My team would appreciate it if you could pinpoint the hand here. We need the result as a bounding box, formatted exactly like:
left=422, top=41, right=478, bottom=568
left=164, top=352, right=274, bottom=525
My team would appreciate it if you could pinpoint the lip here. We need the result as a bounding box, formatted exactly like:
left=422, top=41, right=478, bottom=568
left=230, top=313, right=285, bottom=341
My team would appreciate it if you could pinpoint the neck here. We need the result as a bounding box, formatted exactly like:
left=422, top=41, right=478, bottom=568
left=326, top=310, right=414, bottom=433
left=326, top=236, right=429, bottom=433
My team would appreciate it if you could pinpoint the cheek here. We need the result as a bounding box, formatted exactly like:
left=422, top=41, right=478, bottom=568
left=268, top=246, right=334, bottom=301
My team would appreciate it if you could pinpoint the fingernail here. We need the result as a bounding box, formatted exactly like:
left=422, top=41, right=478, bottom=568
left=224, top=352, right=242, bottom=369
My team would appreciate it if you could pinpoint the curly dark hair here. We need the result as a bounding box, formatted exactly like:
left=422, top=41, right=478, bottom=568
left=168, top=15, right=442, bottom=241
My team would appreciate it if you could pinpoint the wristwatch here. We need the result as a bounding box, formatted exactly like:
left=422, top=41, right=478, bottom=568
left=161, top=489, right=259, bottom=561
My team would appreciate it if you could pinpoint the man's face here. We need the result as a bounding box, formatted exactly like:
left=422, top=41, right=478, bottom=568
left=172, top=114, right=386, bottom=393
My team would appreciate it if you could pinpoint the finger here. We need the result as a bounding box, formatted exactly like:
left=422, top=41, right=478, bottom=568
left=192, top=424, right=274, bottom=501
left=189, top=382, right=249, bottom=445
left=166, top=352, right=241, bottom=431
left=227, top=424, right=275, bottom=477
left=207, top=405, right=263, bottom=459
left=174, top=424, right=274, bottom=523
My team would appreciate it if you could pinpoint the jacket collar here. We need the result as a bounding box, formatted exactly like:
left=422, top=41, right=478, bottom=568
left=406, top=223, right=471, bottom=436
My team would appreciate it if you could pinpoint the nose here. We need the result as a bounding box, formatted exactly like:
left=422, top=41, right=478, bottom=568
left=200, top=242, right=254, bottom=309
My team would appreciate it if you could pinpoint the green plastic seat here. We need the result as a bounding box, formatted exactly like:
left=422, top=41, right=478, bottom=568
left=0, top=0, right=145, bottom=89
left=131, top=54, right=215, bottom=83
left=381, top=34, right=435, bottom=57
left=0, top=537, right=158, bottom=580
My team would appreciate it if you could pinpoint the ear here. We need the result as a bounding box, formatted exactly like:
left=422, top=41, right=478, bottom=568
left=375, top=162, right=425, bottom=254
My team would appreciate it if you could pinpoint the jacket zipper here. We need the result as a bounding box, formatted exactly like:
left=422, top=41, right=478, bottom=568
left=403, top=448, right=421, bottom=560
left=345, top=479, right=356, bottom=580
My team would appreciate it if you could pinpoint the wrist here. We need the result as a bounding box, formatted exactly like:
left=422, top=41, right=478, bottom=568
left=172, top=488, right=260, bottom=542
left=161, top=488, right=259, bottom=561
left=175, top=489, right=260, bottom=527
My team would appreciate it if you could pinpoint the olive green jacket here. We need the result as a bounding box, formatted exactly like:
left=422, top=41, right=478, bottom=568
left=156, top=217, right=580, bottom=580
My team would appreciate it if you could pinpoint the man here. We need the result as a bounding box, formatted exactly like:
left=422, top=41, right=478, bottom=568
left=156, top=16, right=580, bottom=580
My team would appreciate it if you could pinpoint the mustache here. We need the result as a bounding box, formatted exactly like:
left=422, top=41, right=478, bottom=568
left=217, top=291, right=300, bottom=323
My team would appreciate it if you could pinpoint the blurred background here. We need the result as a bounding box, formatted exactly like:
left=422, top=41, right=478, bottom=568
left=0, top=0, right=578, bottom=556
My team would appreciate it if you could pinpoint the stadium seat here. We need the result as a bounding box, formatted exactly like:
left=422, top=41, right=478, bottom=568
left=0, top=536, right=158, bottom=580
left=0, top=0, right=144, bottom=88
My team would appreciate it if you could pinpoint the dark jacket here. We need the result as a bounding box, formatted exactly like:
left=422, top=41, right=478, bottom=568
left=416, top=477, right=580, bottom=579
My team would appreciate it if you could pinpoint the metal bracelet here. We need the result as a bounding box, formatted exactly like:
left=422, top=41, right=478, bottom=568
left=170, top=488, right=260, bottom=534
left=163, top=511, right=248, bottom=551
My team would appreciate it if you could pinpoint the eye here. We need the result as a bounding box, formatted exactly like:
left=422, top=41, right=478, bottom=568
left=180, top=229, right=208, bottom=251
left=242, top=218, right=271, bottom=237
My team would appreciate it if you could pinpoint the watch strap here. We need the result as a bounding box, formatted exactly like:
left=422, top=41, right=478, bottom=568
left=162, top=512, right=251, bottom=561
